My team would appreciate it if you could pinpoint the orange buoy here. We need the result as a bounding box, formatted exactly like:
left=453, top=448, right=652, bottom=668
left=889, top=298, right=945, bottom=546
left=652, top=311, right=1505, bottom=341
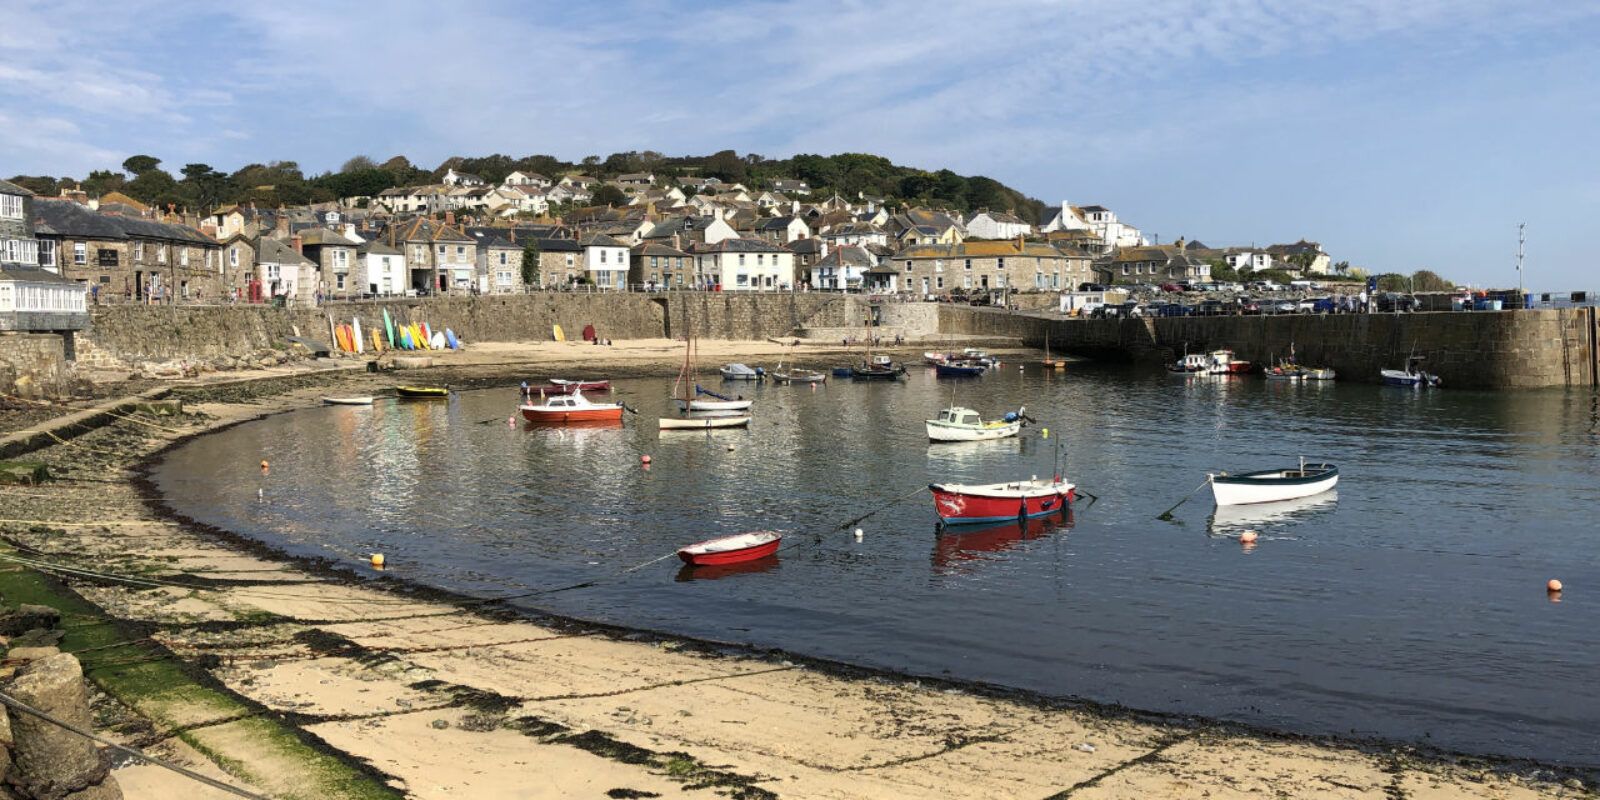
left=371, top=553, right=385, bottom=567
left=260, top=460, right=269, bottom=469
left=1239, top=530, right=1259, bottom=544
left=1548, top=579, right=1564, bottom=592
left=641, top=455, right=652, bottom=464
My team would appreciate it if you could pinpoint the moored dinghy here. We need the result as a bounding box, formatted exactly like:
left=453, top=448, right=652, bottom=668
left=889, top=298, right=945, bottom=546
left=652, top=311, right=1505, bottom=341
left=929, top=476, right=1075, bottom=524
left=677, top=531, right=783, bottom=565
left=1209, top=459, right=1339, bottom=506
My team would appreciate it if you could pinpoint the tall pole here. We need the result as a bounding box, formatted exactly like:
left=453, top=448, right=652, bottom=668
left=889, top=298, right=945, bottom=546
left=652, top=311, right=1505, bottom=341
left=1515, top=222, right=1526, bottom=300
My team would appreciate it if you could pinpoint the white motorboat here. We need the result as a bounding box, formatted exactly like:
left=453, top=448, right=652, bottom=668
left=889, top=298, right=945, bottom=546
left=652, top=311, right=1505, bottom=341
left=925, top=406, right=1027, bottom=442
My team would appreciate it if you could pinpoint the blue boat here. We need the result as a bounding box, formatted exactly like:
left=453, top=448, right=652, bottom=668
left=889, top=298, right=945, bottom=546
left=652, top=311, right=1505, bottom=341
left=832, top=366, right=855, bottom=377
left=934, top=360, right=987, bottom=377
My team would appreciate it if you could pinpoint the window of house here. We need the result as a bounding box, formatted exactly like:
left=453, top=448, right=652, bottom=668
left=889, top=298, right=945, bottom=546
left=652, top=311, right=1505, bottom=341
left=205, top=249, right=213, bottom=269
left=1123, top=265, right=1129, bottom=275
left=565, top=255, right=574, bottom=267
left=437, top=245, right=446, bottom=257
left=134, top=243, right=144, bottom=261
left=336, top=273, right=346, bottom=290
left=74, top=242, right=87, bottom=264
left=456, top=246, right=466, bottom=258
left=157, top=244, right=167, bottom=263
left=0, top=194, right=22, bottom=219
left=413, top=245, right=427, bottom=263
left=600, top=250, right=607, bottom=264
left=39, top=239, right=56, bottom=267
left=230, top=247, right=239, bottom=267
left=997, top=257, right=1005, bottom=270
left=738, top=254, right=745, bottom=266
left=904, top=260, right=913, bottom=272
left=180, top=248, right=188, bottom=267
left=936, top=276, right=944, bottom=289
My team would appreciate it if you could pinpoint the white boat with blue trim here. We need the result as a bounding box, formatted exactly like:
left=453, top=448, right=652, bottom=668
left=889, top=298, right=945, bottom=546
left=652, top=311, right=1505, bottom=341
left=1209, top=460, right=1339, bottom=506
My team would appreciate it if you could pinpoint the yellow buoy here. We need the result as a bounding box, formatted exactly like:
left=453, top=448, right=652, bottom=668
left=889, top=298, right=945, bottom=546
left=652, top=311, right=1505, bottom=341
left=1548, top=579, right=1563, bottom=592
left=371, top=553, right=385, bottom=567
left=1240, top=530, right=1259, bottom=544
left=260, top=460, right=269, bottom=469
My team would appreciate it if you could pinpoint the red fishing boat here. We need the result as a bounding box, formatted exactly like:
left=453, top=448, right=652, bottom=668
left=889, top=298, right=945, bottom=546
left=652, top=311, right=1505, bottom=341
left=519, top=388, right=625, bottom=424
left=928, top=476, right=1076, bottom=524
left=676, top=531, right=783, bottom=566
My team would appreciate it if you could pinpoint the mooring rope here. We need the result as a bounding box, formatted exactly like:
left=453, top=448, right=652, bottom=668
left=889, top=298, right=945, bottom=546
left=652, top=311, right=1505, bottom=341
left=0, top=691, right=272, bottom=800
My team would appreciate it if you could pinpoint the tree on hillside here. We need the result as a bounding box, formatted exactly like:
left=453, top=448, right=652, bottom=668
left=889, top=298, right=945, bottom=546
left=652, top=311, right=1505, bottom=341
left=82, top=169, right=125, bottom=196
left=1207, top=258, right=1239, bottom=282
left=122, top=155, right=161, bottom=176
left=521, top=241, right=542, bottom=289
left=7, top=175, right=59, bottom=195
left=1332, top=260, right=1350, bottom=275
left=704, top=149, right=747, bottom=183
left=590, top=184, right=628, bottom=207
left=340, top=155, right=378, bottom=173
left=125, top=167, right=179, bottom=205
left=182, top=163, right=236, bottom=212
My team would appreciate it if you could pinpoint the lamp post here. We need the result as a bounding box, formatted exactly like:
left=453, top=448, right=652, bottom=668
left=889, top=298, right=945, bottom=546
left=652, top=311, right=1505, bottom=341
left=1516, top=222, right=1526, bottom=300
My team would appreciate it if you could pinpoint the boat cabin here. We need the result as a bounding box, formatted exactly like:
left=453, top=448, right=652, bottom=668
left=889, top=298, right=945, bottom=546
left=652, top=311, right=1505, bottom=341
left=936, top=407, right=982, bottom=426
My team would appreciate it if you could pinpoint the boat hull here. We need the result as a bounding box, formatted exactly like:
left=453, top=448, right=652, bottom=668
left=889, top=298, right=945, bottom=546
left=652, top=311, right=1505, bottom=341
left=1381, top=370, right=1440, bottom=387
left=1210, top=464, right=1339, bottom=506
left=677, top=531, right=783, bottom=565
left=322, top=396, right=374, bottom=405
left=675, top=398, right=753, bottom=412
left=934, top=362, right=986, bottom=377
left=929, top=479, right=1075, bottom=524
left=850, top=366, right=904, bottom=380
left=396, top=386, right=449, bottom=398
left=925, top=419, right=1021, bottom=442
left=769, top=371, right=827, bottom=383
left=660, top=415, right=750, bottom=430
left=520, top=406, right=624, bottom=423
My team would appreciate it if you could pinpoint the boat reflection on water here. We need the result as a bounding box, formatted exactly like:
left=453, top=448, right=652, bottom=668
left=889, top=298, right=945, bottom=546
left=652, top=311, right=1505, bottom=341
left=1208, top=490, right=1337, bottom=535
left=675, top=554, right=781, bottom=582
left=933, top=509, right=1074, bottom=574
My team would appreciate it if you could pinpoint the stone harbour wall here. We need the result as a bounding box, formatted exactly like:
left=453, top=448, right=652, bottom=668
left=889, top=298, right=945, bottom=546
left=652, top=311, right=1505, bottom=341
left=0, top=334, right=74, bottom=399
left=8, top=298, right=1597, bottom=394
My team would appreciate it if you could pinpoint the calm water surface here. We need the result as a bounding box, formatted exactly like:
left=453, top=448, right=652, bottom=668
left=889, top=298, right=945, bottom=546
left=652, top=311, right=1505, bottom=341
left=152, top=363, right=1600, bottom=766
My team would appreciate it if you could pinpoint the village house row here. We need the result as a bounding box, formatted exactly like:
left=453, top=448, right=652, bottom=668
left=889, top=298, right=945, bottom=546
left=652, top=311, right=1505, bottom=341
left=0, top=171, right=1332, bottom=321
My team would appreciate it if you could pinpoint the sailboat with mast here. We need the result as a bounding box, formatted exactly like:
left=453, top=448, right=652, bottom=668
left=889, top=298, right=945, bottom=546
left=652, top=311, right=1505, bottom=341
left=673, top=334, right=754, bottom=412
left=1041, top=330, right=1068, bottom=370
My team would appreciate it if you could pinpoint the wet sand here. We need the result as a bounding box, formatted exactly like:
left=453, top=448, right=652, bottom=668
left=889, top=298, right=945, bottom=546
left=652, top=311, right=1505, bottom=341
left=0, top=339, right=1588, bottom=799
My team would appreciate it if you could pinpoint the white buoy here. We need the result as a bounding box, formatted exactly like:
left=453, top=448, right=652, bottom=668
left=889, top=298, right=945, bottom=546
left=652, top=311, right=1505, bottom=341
left=854, top=528, right=864, bottom=540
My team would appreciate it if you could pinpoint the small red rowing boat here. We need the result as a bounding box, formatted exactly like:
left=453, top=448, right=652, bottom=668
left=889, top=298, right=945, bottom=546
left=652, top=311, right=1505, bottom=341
left=529, top=379, right=610, bottom=395
left=677, top=531, right=783, bottom=566
left=928, top=477, right=1075, bottom=524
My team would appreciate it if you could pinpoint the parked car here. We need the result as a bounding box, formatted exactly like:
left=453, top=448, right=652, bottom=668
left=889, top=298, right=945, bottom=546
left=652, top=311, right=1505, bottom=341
left=1236, top=297, right=1262, bottom=315
left=1295, top=299, right=1319, bottom=313
left=1196, top=300, right=1227, bottom=316
left=1263, top=300, right=1297, bottom=314
left=1311, top=297, right=1340, bottom=314
left=1078, top=282, right=1108, bottom=292
left=1158, top=283, right=1183, bottom=293
left=1375, top=292, right=1418, bottom=312
left=1155, top=303, right=1194, bottom=317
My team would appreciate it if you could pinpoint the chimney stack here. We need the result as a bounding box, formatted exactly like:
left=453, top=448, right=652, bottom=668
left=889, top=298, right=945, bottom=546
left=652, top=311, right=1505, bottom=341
left=445, top=210, right=455, bottom=226
left=291, top=234, right=303, bottom=254
left=275, top=206, right=289, bottom=238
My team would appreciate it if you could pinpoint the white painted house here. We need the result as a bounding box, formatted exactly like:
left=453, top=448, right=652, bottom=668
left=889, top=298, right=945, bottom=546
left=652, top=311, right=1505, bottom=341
left=965, top=210, right=1033, bottom=240
left=692, top=237, right=795, bottom=291
left=357, top=240, right=405, bottom=297
left=581, top=234, right=631, bottom=291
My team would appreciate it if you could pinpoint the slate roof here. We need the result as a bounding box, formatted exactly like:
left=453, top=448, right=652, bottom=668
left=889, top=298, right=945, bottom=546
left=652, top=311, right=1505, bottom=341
left=692, top=237, right=787, bottom=254
left=631, top=242, right=691, bottom=258
left=297, top=227, right=357, bottom=246
left=813, top=246, right=875, bottom=268
left=256, top=237, right=316, bottom=266
left=0, top=265, right=77, bottom=284
left=784, top=238, right=825, bottom=255
left=579, top=233, right=628, bottom=248
left=357, top=240, right=401, bottom=256
left=32, top=198, right=216, bottom=244
left=0, top=178, right=34, bottom=196
left=387, top=217, right=473, bottom=245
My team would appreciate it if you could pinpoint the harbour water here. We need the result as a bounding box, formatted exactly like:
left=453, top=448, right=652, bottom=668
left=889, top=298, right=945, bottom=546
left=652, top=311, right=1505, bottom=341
left=151, top=362, right=1600, bottom=767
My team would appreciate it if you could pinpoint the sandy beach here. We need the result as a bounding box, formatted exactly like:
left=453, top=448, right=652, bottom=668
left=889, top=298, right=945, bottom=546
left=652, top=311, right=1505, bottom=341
left=0, top=339, right=1588, bottom=799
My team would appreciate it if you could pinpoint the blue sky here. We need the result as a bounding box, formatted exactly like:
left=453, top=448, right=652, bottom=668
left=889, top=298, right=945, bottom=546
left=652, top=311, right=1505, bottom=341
left=3, top=0, right=1596, bottom=289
